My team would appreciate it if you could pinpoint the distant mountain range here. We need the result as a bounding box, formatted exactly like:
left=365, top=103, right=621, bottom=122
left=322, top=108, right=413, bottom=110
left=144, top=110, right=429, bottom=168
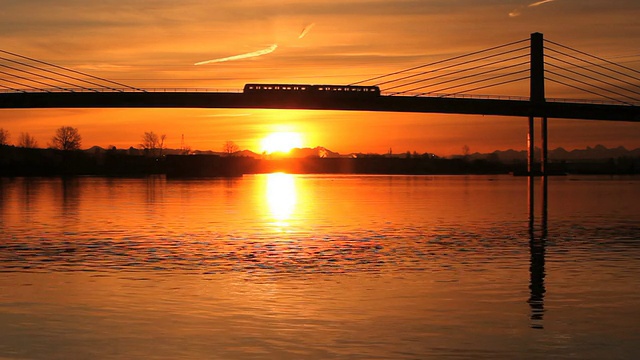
left=467, top=145, right=640, bottom=162
left=85, top=144, right=640, bottom=162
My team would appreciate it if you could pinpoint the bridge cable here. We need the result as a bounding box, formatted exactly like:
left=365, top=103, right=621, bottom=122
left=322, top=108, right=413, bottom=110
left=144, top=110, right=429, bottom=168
left=545, top=54, right=640, bottom=91
left=0, top=70, right=59, bottom=92
left=545, top=39, right=640, bottom=77
left=349, top=38, right=528, bottom=85
left=0, top=49, right=144, bottom=92
left=543, top=44, right=640, bottom=104
left=412, top=69, right=530, bottom=96
left=544, top=48, right=640, bottom=89
left=546, top=69, right=639, bottom=103
left=545, top=77, right=635, bottom=105
left=392, top=63, right=529, bottom=95
left=544, top=45, right=640, bottom=84
left=374, top=46, right=529, bottom=88
left=0, top=63, right=80, bottom=92
left=545, top=61, right=640, bottom=98
left=388, top=59, right=529, bottom=95
left=381, top=53, right=529, bottom=92
left=436, top=76, right=530, bottom=98
left=0, top=75, right=47, bottom=92
left=0, top=56, right=102, bottom=92
left=0, top=53, right=122, bottom=92
left=0, top=83, right=26, bottom=93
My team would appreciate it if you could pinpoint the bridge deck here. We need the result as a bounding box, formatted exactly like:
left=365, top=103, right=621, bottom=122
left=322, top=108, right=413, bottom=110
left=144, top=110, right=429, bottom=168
left=0, top=92, right=638, bottom=122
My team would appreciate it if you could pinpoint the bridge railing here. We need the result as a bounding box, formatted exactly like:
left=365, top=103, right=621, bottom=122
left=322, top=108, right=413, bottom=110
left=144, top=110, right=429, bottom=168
left=141, top=88, right=243, bottom=93
left=545, top=97, right=639, bottom=107
left=385, top=92, right=530, bottom=101
left=0, top=88, right=244, bottom=93
left=385, top=92, right=638, bottom=106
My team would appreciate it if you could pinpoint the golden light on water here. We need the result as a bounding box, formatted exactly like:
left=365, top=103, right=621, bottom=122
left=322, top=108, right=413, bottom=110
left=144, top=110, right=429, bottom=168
left=265, top=173, right=297, bottom=225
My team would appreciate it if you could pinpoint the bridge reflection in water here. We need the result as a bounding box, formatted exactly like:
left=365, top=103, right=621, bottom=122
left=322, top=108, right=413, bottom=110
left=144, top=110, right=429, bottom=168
left=261, top=172, right=550, bottom=329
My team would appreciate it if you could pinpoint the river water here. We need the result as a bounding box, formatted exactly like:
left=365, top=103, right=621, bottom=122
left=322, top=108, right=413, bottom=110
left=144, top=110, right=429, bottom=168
left=0, top=174, right=639, bottom=359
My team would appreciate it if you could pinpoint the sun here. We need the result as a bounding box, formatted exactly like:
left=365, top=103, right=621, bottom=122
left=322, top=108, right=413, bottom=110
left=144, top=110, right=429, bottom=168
left=261, top=131, right=303, bottom=154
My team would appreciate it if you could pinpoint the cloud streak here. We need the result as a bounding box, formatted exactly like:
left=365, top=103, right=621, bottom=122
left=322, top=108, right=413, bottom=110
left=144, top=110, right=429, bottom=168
left=510, top=0, right=557, bottom=17
left=298, top=23, right=316, bottom=39
left=195, top=44, right=278, bottom=65
left=529, top=0, right=555, bottom=7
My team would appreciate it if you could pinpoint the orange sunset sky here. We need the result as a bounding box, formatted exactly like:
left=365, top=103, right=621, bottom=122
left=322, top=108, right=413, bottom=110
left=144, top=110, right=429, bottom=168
left=0, top=0, right=638, bottom=155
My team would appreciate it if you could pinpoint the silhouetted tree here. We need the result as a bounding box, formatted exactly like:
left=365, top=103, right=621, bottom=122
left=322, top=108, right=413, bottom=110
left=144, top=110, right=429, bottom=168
left=0, top=128, right=9, bottom=145
left=222, top=141, right=239, bottom=156
left=18, top=132, right=38, bottom=148
left=50, top=126, right=81, bottom=150
left=462, top=145, right=470, bottom=159
left=140, top=131, right=166, bottom=157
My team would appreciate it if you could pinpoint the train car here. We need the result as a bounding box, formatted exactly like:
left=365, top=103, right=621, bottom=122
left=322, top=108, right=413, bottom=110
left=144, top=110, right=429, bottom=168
left=313, top=85, right=380, bottom=95
left=243, top=84, right=310, bottom=92
left=243, top=84, right=380, bottom=96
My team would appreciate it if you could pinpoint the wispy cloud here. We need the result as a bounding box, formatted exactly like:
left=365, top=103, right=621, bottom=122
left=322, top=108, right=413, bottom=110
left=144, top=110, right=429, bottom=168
left=298, top=23, right=316, bottom=39
left=510, top=0, right=557, bottom=17
left=529, top=0, right=555, bottom=7
left=195, top=44, right=278, bottom=65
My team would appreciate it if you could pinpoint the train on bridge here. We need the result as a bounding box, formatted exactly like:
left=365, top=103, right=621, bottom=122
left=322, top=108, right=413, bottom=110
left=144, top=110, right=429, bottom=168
left=243, top=84, right=380, bottom=96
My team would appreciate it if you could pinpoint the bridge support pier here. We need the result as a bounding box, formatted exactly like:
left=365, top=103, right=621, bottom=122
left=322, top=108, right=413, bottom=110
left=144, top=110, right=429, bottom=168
left=528, top=32, right=547, bottom=176
left=528, top=116, right=535, bottom=175
left=527, top=116, right=549, bottom=176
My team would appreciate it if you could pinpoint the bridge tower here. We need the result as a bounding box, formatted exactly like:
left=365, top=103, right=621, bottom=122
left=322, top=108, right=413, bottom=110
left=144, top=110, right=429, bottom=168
left=529, top=32, right=547, bottom=176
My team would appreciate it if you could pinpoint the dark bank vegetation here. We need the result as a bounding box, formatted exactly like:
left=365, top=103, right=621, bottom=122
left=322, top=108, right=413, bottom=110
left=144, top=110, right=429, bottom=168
left=1, top=145, right=639, bottom=177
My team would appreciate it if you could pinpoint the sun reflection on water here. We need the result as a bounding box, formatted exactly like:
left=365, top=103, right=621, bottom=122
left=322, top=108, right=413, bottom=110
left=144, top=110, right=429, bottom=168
left=265, top=173, right=297, bottom=226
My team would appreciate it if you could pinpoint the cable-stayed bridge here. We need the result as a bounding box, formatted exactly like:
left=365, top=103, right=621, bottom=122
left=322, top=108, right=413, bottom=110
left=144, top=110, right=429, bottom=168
left=1, top=32, right=639, bottom=174
left=1, top=33, right=638, bottom=120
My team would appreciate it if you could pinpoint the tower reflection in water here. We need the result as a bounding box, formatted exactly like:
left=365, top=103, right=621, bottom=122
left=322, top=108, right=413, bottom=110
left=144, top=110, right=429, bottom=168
left=528, top=176, right=547, bottom=330
left=262, top=173, right=548, bottom=328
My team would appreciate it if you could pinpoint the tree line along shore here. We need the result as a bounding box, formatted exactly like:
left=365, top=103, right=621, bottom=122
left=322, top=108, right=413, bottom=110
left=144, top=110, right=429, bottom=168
left=2, top=145, right=639, bottom=177
left=1, top=126, right=639, bottom=177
